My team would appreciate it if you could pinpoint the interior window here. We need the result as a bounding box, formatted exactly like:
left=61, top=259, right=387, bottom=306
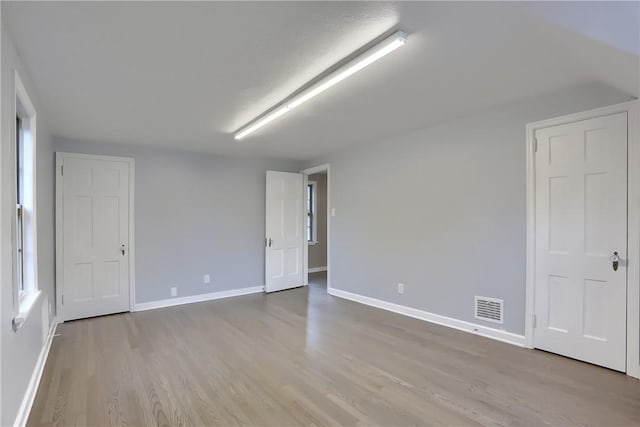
left=13, top=72, right=40, bottom=330
left=16, top=115, right=25, bottom=297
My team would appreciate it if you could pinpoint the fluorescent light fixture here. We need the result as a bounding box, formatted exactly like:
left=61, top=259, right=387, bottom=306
left=234, top=30, right=408, bottom=140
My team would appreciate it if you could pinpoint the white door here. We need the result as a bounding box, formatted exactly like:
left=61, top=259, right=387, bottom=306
left=534, top=112, right=627, bottom=371
left=265, top=171, right=304, bottom=292
left=59, top=154, right=132, bottom=321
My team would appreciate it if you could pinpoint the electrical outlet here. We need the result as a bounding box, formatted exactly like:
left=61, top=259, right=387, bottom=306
left=398, top=283, right=405, bottom=294
left=170, top=287, right=177, bottom=297
left=204, top=274, right=210, bottom=284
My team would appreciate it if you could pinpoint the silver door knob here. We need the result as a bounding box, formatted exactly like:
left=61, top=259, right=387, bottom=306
left=611, top=251, right=619, bottom=271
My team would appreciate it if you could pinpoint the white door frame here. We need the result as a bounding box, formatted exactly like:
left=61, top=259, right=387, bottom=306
left=55, top=152, right=136, bottom=321
left=301, top=164, right=331, bottom=293
left=525, top=100, right=639, bottom=378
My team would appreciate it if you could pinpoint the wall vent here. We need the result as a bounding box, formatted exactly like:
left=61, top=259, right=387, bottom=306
left=474, top=296, right=503, bottom=324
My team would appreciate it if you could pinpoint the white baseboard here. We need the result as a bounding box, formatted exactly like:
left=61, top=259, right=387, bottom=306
left=308, top=266, right=327, bottom=273
left=133, top=286, right=264, bottom=312
left=329, top=288, right=525, bottom=347
left=14, top=318, right=58, bottom=427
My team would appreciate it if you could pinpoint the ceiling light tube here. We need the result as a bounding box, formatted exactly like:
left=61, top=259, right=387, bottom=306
left=234, top=30, right=407, bottom=140
left=234, top=105, right=292, bottom=140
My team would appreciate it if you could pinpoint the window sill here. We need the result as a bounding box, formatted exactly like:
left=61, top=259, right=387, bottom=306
left=307, top=241, right=318, bottom=246
left=13, top=290, right=42, bottom=332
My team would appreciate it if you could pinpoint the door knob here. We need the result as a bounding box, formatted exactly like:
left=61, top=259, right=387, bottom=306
left=121, top=244, right=126, bottom=256
left=265, top=238, right=273, bottom=248
left=611, top=251, right=619, bottom=271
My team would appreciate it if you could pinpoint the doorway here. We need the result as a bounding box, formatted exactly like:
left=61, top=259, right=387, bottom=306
left=302, top=164, right=330, bottom=293
left=56, top=153, right=135, bottom=321
left=525, top=101, right=639, bottom=377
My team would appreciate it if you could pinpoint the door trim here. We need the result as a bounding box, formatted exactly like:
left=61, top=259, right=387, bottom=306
left=55, top=152, right=136, bottom=321
left=525, top=100, right=639, bottom=378
left=300, top=164, right=331, bottom=293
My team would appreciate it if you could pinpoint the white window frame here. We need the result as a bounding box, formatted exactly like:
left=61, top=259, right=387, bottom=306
left=307, top=181, right=318, bottom=244
left=13, top=71, right=40, bottom=331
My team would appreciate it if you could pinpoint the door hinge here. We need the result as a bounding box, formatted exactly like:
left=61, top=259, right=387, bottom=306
left=533, top=138, right=538, bottom=153
left=61, top=165, right=64, bottom=176
left=532, top=313, right=537, bottom=328
left=61, top=295, right=64, bottom=305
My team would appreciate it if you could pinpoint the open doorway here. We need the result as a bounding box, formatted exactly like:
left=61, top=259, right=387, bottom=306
left=302, top=164, right=330, bottom=293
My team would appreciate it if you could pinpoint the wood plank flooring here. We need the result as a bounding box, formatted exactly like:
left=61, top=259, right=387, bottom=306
left=29, top=273, right=640, bottom=426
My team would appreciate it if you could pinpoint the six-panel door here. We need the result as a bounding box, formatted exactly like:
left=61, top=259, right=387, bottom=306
left=61, top=156, right=131, bottom=321
left=534, top=112, right=627, bottom=371
left=265, top=171, right=304, bottom=292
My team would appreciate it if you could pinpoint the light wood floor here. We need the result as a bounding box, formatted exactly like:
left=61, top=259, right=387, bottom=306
left=29, top=273, right=640, bottom=426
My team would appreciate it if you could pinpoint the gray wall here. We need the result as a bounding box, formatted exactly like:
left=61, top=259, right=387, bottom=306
left=303, top=82, right=634, bottom=335
left=53, top=138, right=301, bottom=304
left=1, top=16, right=56, bottom=426
left=308, top=173, right=327, bottom=269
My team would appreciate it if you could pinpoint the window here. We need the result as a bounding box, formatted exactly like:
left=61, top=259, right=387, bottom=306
left=307, top=182, right=317, bottom=243
left=16, top=115, right=25, bottom=298
left=13, top=71, right=39, bottom=330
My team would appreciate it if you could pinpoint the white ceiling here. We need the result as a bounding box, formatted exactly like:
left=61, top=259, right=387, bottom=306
left=4, top=1, right=639, bottom=160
